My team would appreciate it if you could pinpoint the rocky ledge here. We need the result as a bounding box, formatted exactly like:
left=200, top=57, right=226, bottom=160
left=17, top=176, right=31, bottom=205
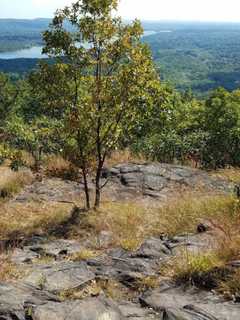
left=0, top=233, right=238, bottom=320
left=104, top=163, right=233, bottom=199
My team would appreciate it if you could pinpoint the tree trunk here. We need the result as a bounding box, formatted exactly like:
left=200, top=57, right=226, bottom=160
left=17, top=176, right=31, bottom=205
left=94, top=163, right=102, bottom=209
left=82, top=166, right=90, bottom=210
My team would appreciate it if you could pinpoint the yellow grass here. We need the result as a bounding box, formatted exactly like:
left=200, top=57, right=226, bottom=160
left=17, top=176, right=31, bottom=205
left=0, top=254, right=25, bottom=281
left=69, top=249, right=99, bottom=261
left=81, top=194, right=239, bottom=249
left=44, top=155, right=79, bottom=180
left=105, top=149, right=146, bottom=168
left=211, top=167, right=240, bottom=184
left=0, top=201, right=73, bottom=240
left=0, top=167, right=33, bottom=199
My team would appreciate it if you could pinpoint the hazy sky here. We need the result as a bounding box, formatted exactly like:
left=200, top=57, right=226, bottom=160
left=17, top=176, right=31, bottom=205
left=1, top=0, right=240, bottom=22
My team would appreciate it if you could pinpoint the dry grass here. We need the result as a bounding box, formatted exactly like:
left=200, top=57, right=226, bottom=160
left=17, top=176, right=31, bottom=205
left=162, top=251, right=224, bottom=289
left=219, top=269, right=240, bottom=301
left=105, top=149, right=146, bottom=168
left=20, top=151, right=35, bottom=168
left=155, top=194, right=240, bottom=237
left=58, top=279, right=127, bottom=301
left=69, top=249, right=99, bottom=261
left=0, top=254, right=25, bottom=281
left=44, top=155, right=79, bottom=180
left=83, top=202, right=148, bottom=249
left=0, top=201, right=73, bottom=240
left=0, top=167, right=33, bottom=199
left=211, top=167, right=240, bottom=184
left=136, top=275, right=160, bottom=292
left=81, top=194, right=239, bottom=249
left=159, top=195, right=240, bottom=296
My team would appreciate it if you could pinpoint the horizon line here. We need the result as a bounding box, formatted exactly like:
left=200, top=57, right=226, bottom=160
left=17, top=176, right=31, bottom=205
left=1, top=17, right=240, bottom=24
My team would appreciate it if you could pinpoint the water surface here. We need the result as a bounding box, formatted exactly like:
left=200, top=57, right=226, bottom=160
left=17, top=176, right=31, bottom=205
left=0, top=46, right=46, bottom=59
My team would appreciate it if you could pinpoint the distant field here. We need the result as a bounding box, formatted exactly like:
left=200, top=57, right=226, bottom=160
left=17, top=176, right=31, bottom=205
left=2, top=19, right=240, bottom=94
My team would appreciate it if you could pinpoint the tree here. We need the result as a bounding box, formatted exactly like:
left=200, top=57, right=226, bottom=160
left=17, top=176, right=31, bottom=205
left=202, top=88, right=240, bottom=168
left=40, top=0, right=159, bottom=209
left=0, top=73, right=18, bottom=132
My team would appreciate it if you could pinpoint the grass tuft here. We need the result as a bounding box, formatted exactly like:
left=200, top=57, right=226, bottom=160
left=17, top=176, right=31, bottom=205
left=163, top=251, right=225, bottom=289
left=69, top=249, right=99, bottom=261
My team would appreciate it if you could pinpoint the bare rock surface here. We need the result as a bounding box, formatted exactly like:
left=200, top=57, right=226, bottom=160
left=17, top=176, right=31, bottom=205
left=2, top=233, right=240, bottom=320
left=32, top=297, right=126, bottom=320
left=105, top=163, right=233, bottom=199
left=32, top=296, right=124, bottom=320
left=0, top=282, right=59, bottom=320
left=11, top=239, right=84, bottom=264
left=12, top=163, right=233, bottom=205
left=140, top=283, right=240, bottom=320
left=23, top=261, right=95, bottom=293
left=14, top=178, right=84, bottom=203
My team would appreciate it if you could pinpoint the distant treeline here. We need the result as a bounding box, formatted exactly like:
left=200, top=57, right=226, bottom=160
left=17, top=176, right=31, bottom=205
left=0, top=59, right=41, bottom=76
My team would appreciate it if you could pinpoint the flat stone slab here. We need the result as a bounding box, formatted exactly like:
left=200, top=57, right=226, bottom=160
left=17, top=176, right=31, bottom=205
left=106, top=163, right=233, bottom=198
left=140, top=283, right=240, bottom=320
left=23, top=261, right=95, bottom=293
left=11, top=239, right=87, bottom=264
left=119, top=301, right=159, bottom=320
left=32, top=297, right=124, bottom=320
left=27, top=239, right=83, bottom=258
left=0, top=282, right=59, bottom=320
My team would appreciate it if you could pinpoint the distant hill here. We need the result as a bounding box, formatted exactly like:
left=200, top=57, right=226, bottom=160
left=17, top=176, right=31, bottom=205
left=2, top=19, right=240, bottom=94
left=0, top=18, right=51, bottom=53
left=0, top=18, right=51, bottom=35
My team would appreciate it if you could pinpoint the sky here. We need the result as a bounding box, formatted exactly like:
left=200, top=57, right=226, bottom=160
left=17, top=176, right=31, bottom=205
left=1, top=0, right=240, bottom=22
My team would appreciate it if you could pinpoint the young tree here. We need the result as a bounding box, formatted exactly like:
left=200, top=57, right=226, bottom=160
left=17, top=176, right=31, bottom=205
left=40, top=0, right=159, bottom=209
left=0, top=73, right=18, bottom=132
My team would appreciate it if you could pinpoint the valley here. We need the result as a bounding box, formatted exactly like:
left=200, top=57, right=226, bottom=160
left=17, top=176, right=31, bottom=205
left=2, top=19, right=240, bottom=94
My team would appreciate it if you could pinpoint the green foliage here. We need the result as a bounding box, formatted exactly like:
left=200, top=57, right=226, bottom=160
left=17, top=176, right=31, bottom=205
left=6, top=115, right=61, bottom=170
left=201, top=88, right=240, bottom=168
left=131, top=85, right=240, bottom=169
left=0, top=73, right=18, bottom=125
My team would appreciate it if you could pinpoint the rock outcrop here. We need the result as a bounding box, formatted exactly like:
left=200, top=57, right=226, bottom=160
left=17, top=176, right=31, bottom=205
left=140, top=283, right=240, bottom=320
left=1, top=163, right=238, bottom=319
left=105, top=163, right=232, bottom=198
left=0, top=233, right=239, bottom=320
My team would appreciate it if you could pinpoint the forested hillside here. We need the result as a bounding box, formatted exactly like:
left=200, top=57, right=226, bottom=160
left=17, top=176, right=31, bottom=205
left=1, top=19, right=240, bottom=94
left=143, top=22, right=240, bottom=94
left=0, top=18, right=50, bottom=52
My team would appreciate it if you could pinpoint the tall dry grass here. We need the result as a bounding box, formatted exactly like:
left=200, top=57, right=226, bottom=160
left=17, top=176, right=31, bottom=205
left=211, top=167, right=240, bottom=184
left=105, top=149, right=146, bottom=168
left=0, top=201, right=73, bottom=240
left=44, top=155, right=79, bottom=180
left=0, top=167, right=33, bottom=199
left=76, top=193, right=239, bottom=250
